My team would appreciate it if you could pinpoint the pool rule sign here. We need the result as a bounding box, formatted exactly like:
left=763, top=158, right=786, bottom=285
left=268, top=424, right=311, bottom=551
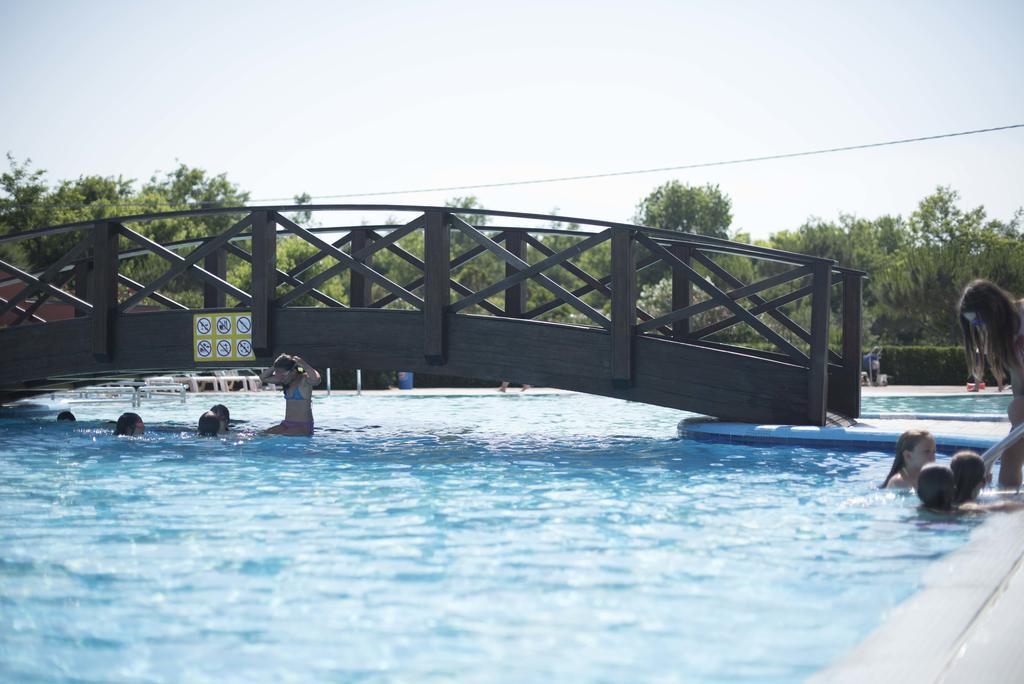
left=193, top=312, right=256, bottom=362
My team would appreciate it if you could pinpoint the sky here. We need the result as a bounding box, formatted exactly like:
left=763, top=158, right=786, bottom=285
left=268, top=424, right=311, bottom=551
left=1, top=0, right=1022, bottom=241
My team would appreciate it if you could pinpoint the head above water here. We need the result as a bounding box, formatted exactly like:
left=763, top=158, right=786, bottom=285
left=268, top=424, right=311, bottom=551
left=917, top=463, right=955, bottom=511
left=56, top=410, right=76, bottom=422
left=210, top=404, right=230, bottom=423
left=198, top=411, right=222, bottom=437
left=951, top=450, right=986, bottom=505
left=115, top=412, right=144, bottom=436
left=958, top=279, right=1021, bottom=386
left=880, top=429, right=935, bottom=488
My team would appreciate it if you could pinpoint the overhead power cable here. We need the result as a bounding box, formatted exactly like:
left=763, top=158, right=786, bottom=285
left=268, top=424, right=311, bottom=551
left=4, top=123, right=1022, bottom=210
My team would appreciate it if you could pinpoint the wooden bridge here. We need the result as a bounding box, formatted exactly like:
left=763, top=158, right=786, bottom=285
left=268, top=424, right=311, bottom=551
left=0, top=205, right=865, bottom=425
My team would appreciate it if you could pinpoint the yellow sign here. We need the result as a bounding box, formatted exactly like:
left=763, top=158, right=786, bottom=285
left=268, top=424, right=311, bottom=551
left=193, top=312, right=255, bottom=362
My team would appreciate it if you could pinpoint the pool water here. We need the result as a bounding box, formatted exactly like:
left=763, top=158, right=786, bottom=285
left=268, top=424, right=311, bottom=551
left=1, top=392, right=980, bottom=683
left=861, top=393, right=1013, bottom=416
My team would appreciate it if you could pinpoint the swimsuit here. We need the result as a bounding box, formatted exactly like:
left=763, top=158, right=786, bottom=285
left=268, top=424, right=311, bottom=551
left=278, top=419, right=314, bottom=436
left=280, top=383, right=313, bottom=434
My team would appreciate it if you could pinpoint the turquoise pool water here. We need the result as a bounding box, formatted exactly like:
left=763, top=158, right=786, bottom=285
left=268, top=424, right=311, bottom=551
left=1, top=393, right=980, bottom=683
left=861, top=393, right=1013, bottom=416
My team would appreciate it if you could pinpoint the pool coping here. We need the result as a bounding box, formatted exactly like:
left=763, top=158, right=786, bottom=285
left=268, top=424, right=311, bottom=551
left=675, top=418, right=1000, bottom=454
left=809, top=509, right=1024, bottom=683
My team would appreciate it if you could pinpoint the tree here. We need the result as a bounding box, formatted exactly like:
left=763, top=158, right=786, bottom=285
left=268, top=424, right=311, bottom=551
left=632, top=181, right=732, bottom=238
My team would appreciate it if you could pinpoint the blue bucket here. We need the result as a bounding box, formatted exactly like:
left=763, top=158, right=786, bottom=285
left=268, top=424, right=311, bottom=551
left=397, top=371, right=414, bottom=390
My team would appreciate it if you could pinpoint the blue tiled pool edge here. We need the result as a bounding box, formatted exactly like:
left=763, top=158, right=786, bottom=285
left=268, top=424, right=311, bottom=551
left=677, top=418, right=997, bottom=453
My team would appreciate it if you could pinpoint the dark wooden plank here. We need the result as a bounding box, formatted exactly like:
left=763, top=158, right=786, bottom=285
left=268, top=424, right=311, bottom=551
left=271, top=212, right=423, bottom=309
left=12, top=270, right=76, bottom=325
left=91, top=222, right=118, bottom=360
left=250, top=210, right=276, bottom=355
left=671, top=244, right=692, bottom=340
left=807, top=261, right=831, bottom=425
left=74, top=260, right=90, bottom=318
left=118, top=274, right=188, bottom=310
left=635, top=263, right=813, bottom=336
left=119, top=213, right=254, bottom=311
left=0, top=257, right=92, bottom=314
left=611, top=229, right=636, bottom=385
left=368, top=240, right=504, bottom=316
left=635, top=233, right=808, bottom=364
left=203, top=246, right=227, bottom=309
left=0, top=237, right=90, bottom=319
left=449, top=217, right=611, bottom=328
left=349, top=229, right=372, bottom=308
left=423, top=211, right=450, bottom=364
left=503, top=231, right=527, bottom=317
left=118, top=222, right=252, bottom=305
left=224, top=243, right=344, bottom=308
left=828, top=271, right=862, bottom=418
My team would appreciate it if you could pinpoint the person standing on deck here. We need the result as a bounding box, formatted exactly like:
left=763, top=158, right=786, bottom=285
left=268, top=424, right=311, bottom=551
left=958, top=280, right=1024, bottom=488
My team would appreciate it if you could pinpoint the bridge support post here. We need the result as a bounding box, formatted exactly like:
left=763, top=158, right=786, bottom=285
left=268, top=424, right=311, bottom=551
left=74, top=260, right=90, bottom=319
left=203, top=247, right=227, bottom=309
left=251, top=211, right=276, bottom=356
left=350, top=229, right=373, bottom=308
left=611, top=229, right=636, bottom=387
left=670, top=244, right=692, bottom=340
left=91, top=221, right=118, bottom=361
left=807, top=261, right=831, bottom=425
left=828, top=270, right=862, bottom=418
left=504, top=231, right=527, bottom=317
left=423, top=211, right=449, bottom=365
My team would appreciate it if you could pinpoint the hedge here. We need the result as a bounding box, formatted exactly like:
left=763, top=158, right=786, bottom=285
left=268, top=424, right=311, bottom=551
left=876, top=346, right=1000, bottom=386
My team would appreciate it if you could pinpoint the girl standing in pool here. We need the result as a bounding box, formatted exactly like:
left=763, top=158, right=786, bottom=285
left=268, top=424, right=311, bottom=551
left=259, top=353, right=321, bottom=436
left=880, top=429, right=936, bottom=489
left=958, top=280, right=1024, bottom=488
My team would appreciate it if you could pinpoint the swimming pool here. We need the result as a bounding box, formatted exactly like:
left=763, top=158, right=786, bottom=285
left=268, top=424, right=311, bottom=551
left=0, top=393, right=980, bottom=682
left=861, top=393, right=1013, bottom=416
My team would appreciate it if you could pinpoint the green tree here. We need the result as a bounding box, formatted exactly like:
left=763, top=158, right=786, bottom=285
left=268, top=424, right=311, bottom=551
left=633, top=181, right=733, bottom=238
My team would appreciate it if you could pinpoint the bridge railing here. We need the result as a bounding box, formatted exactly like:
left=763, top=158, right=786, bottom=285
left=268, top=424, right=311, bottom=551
left=0, top=205, right=865, bottom=420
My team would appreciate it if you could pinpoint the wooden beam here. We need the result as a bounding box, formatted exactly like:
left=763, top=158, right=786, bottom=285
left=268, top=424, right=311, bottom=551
left=118, top=223, right=252, bottom=306
left=449, top=218, right=611, bottom=328
left=118, top=214, right=254, bottom=311
left=670, top=243, right=692, bottom=341
left=74, top=260, right=90, bottom=318
left=251, top=210, right=276, bottom=355
left=423, top=211, right=450, bottom=364
left=203, top=246, right=227, bottom=309
left=807, top=261, right=831, bottom=425
left=272, top=212, right=423, bottom=309
left=349, top=229, right=373, bottom=308
left=831, top=271, right=862, bottom=418
left=225, top=243, right=344, bottom=309
left=503, top=231, right=527, bottom=317
left=91, top=222, right=118, bottom=361
left=0, top=237, right=90, bottom=319
left=611, top=229, right=636, bottom=386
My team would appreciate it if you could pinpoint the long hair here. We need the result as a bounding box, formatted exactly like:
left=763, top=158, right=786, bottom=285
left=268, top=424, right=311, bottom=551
left=880, top=429, right=933, bottom=488
left=951, top=451, right=986, bottom=505
left=957, top=280, right=1021, bottom=386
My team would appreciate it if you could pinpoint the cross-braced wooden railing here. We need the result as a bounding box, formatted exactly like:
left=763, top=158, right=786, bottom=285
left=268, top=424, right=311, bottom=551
left=0, top=205, right=865, bottom=423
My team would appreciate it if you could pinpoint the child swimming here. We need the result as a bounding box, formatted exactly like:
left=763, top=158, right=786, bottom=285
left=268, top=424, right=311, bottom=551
left=259, top=353, right=321, bottom=436
left=114, top=412, right=144, bottom=436
left=880, top=429, right=936, bottom=489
